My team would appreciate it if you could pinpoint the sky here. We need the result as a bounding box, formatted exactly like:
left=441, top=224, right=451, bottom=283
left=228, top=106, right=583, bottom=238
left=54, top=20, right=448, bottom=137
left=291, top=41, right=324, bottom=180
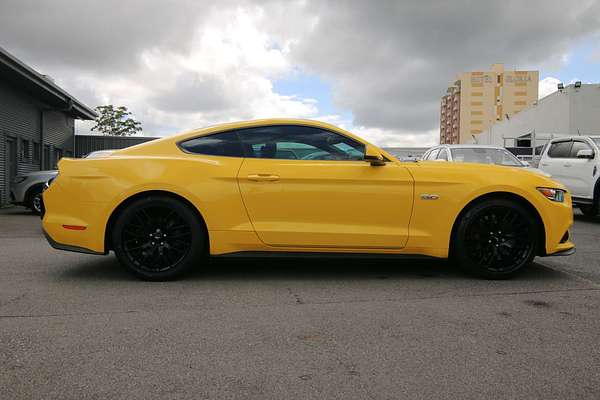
left=1, top=0, right=600, bottom=147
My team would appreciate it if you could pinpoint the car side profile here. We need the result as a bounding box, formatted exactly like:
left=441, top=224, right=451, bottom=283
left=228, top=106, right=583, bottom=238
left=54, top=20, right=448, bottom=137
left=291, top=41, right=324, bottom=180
left=42, top=119, right=574, bottom=280
left=538, top=136, right=600, bottom=216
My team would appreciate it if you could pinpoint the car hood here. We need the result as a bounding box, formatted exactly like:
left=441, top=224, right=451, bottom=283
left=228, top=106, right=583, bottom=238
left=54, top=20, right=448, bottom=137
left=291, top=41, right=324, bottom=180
left=524, top=167, right=552, bottom=177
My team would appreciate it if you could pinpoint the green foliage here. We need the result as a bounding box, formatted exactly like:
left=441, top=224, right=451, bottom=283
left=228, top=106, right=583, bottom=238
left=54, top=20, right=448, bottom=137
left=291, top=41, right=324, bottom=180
left=91, top=105, right=142, bottom=136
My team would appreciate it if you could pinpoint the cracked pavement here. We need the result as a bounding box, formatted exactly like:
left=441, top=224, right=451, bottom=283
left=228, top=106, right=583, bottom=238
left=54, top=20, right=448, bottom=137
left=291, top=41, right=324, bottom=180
left=1, top=207, right=600, bottom=399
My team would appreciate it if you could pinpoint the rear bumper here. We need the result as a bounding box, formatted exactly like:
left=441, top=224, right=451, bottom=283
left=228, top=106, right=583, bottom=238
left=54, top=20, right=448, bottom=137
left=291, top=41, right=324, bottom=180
left=42, top=227, right=106, bottom=256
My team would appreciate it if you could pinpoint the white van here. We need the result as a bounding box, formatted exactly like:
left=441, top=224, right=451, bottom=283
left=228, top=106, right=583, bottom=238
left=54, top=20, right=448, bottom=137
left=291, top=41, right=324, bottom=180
left=538, top=136, right=600, bottom=216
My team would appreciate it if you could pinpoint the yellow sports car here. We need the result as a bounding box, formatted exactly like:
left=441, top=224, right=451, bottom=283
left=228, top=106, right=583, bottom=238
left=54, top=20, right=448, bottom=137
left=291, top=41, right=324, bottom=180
left=42, top=119, right=574, bottom=280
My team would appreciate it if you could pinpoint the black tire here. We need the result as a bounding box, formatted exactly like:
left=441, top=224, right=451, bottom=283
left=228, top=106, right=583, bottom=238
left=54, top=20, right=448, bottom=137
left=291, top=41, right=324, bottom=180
left=112, top=196, right=206, bottom=281
left=26, top=187, right=44, bottom=215
left=579, top=204, right=598, bottom=217
left=454, top=199, right=538, bottom=279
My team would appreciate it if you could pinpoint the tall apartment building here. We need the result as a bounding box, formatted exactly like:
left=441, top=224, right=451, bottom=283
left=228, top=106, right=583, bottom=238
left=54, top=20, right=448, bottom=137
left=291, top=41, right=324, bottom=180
left=440, top=64, right=538, bottom=144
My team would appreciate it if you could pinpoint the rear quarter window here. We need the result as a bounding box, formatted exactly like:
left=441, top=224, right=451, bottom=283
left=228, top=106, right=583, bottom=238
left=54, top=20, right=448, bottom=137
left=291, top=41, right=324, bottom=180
left=179, top=131, right=243, bottom=157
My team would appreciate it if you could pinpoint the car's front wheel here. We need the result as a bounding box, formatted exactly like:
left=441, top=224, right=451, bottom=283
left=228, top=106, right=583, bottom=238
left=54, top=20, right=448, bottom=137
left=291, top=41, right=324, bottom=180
left=454, top=199, right=538, bottom=279
left=26, top=187, right=44, bottom=214
left=112, top=196, right=206, bottom=281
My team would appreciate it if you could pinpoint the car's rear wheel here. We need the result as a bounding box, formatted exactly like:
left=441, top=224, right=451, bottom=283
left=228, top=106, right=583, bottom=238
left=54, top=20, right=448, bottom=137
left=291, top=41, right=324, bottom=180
left=454, top=199, right=537, bottom=279
left=112, top=196, right=206, bottom=281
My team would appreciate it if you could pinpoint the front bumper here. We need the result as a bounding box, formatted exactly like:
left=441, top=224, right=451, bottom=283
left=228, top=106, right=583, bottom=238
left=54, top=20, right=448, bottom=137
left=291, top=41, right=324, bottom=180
left=545, top=246, right=576, bottom=257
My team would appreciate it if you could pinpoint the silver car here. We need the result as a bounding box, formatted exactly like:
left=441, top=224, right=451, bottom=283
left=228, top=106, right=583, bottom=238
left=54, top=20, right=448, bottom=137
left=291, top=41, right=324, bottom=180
left=421, top=144, right=550, bottom=177
left=11, top=170, right=58, bottom=214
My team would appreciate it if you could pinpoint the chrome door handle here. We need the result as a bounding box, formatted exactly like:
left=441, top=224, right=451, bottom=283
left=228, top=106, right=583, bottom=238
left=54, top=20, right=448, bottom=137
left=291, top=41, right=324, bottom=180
left=564, top=164, right=571, bottom=167
left=540, top=163, right=549, bottom=166
left=247, top=174, right=280, bottom=182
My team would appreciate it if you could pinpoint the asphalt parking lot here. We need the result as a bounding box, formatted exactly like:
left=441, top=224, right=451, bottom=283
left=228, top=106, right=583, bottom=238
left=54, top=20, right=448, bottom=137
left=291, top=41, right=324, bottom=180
left=1, top=207, right=599, bottom=400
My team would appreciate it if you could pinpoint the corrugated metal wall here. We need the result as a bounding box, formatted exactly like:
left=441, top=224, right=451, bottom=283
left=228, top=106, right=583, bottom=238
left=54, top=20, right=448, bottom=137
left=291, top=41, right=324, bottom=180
left=0, top=80, right=42, bottom=206
left=0, top=80, right=75, bottom=207
left=73, top=135, right=158, bottom=157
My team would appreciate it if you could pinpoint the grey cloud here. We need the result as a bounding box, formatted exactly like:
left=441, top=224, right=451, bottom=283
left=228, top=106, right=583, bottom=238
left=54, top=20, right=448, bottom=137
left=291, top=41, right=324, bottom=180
left=150, top=74, right=234, bottom=113
left=0, top=0, right=215, bottom=72
left=281, top=0, right=600, bottom=134
left=1, top=0, right=600, bottom=142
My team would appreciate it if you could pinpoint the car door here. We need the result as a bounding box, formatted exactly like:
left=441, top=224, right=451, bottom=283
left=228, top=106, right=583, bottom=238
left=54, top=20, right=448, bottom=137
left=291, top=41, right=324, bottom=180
left=236, top=125, right=414, bottom=249
left=540, top=140, right=573, bottom=189
left=566, top=139, right=596, bottom=199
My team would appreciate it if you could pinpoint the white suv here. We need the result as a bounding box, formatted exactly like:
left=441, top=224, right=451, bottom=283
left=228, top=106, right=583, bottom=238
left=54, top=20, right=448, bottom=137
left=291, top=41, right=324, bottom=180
left=539, top=136, right=600, bottom=216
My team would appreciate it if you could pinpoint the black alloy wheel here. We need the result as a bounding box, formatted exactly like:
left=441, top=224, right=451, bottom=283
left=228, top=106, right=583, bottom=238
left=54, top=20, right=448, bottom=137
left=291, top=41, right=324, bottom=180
left=27, top=187, right=43, bottom=215
left=31, top=192, right=43, bottom=214
left=112, top=196, right=206, bottom=280
left=454, top=199, right=537, bottom=279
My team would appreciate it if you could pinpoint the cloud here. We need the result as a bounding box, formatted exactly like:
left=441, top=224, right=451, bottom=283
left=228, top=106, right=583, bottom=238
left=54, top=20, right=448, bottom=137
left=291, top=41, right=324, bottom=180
left=1, top=0, right=600, bottom=146
left=273, top=1, right=600, bottom=137
left=538, top=77, right=561, bottom=99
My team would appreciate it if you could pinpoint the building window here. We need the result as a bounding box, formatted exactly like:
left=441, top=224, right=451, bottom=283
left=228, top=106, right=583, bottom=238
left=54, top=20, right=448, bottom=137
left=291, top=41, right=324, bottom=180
left=471, top=101, right=483, bottom=106
left=471, top=111, right=483, bottom=115
left=33, top=141, right=40, bottom=163
left=514, top=91, right=527, bottom=96
left=514, top=100, right=527, bottom=106
left=20, top=139, right=30, bottom=162
left=471, top=120, right=483, bottom=125
left=471, top=92, right=483, bottom=97
left=43, top=145, right=51, bottom=170
left=54, top=148, right=63, bottom=168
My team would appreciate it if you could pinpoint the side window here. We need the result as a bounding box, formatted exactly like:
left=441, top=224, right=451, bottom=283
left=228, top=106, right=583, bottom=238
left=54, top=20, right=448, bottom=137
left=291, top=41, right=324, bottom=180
left=437, top=148, right=449, bottom=160
left=179, top=131, right=243, bottom=157
left=427, top=149, right=440, bottom=160
left=547, top=141, right=572, bottom=158
left=569, top=141, right=592, bottom=158
left=237, top=125, right=366, bottom=161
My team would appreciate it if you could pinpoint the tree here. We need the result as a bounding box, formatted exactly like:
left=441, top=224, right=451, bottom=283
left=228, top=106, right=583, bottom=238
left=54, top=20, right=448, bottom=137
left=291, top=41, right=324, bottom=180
left=91, top=105, right=142, bottom=136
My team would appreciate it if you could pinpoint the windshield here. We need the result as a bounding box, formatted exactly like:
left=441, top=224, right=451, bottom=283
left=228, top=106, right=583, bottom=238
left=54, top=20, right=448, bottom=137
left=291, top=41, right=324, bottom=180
left=450, top=148, right=523, bottom=166
left=591, top=138, right=600, bottom=148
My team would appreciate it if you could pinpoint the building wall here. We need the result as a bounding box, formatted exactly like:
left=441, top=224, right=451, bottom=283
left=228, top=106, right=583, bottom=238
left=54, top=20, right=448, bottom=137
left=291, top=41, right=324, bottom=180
left=480, top=84, right=600, bottom=147
left=440, top=64, right=538, bottom=144
left=440, top=85, right=460, bottom=144
left=0, top=80, right=75, bottom=206
left=0, top=80, right=42, bottom=205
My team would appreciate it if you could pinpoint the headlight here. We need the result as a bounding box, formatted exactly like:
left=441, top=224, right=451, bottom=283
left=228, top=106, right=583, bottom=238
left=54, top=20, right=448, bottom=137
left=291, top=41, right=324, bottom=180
left=537, top=187, right=565, bottom=202
left=13, top=175, right=27, bottom=184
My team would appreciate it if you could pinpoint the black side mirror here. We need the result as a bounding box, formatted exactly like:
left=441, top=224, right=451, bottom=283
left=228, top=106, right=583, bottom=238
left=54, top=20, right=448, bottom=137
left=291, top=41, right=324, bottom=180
left=364, top=154, right=386, bottom=166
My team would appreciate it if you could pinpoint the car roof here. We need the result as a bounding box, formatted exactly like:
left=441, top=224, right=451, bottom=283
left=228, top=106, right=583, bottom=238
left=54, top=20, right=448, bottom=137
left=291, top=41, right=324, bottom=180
left=116, top=118, right=398, bottom=162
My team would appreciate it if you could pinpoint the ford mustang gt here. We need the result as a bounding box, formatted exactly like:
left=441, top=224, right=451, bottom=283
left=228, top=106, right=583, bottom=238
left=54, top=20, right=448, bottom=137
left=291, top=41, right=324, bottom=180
left=42, top=119, right=575, bottom=280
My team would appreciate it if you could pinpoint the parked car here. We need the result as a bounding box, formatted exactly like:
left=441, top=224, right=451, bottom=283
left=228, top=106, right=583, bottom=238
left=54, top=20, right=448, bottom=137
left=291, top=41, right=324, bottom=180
left=11, top=170, right=58, bottom=214
left=42, top=119, right=574, bottom=281
left=538, top=136, right=600, bottom=216
left=421, top=145, right=549, bottom=176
